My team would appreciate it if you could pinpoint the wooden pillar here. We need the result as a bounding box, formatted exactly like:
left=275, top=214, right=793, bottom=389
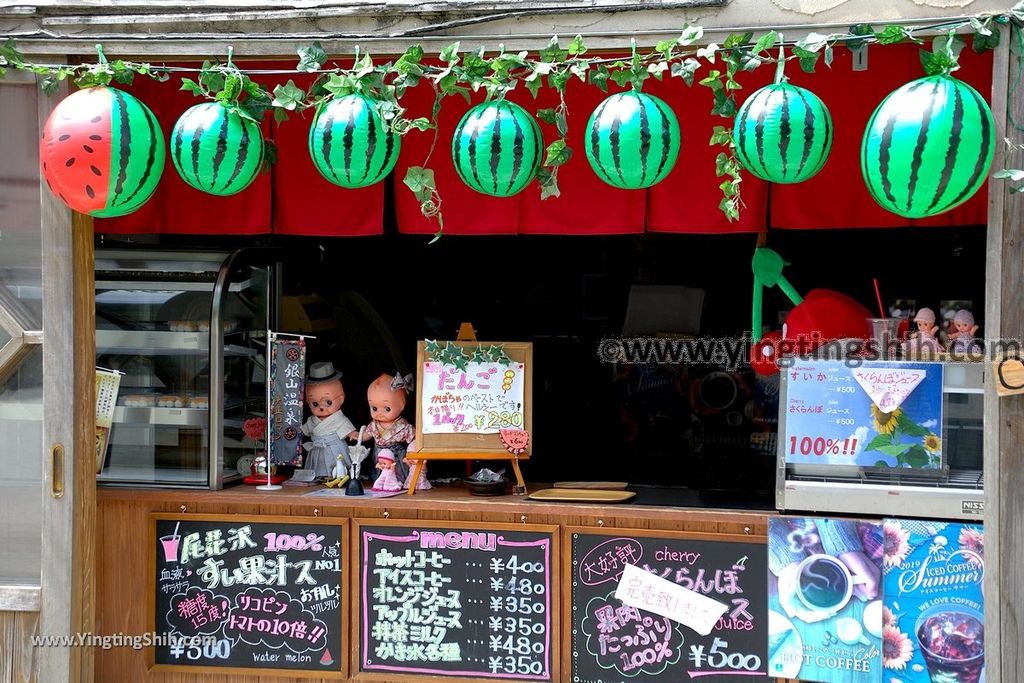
left=985, top=23, right=1021, bottom=683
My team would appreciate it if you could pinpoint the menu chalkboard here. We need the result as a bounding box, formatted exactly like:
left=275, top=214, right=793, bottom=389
left=151, top=514, right=347, bottom=676
left=358, top=521, right=558, bottom=680
left=569, top=528, right=767, bottom=682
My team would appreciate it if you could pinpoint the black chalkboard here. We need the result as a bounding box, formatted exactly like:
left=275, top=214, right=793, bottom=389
left=152, top=515, right=347, bottom=676
left=570, top=529, right=767, bottom=683
left=359, top=522, right=558, bottom=680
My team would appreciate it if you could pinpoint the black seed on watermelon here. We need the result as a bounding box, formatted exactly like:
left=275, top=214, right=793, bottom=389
left=65, top=157, right=75, bottom=167
left=58, top=134, right=70, bottom=141
left=85, top=185, right=95, bottom=199
left=91, top=116, right=101, bottom=123
left=83, top=145, right=94, bottom=153
left=89, top=134, right=102, bottom=141
left=90, top=165, right=102, bottom=176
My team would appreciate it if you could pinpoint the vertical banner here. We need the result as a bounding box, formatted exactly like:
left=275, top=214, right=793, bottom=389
left=269, top=334, right=306, bottom=466
left=882, top=520, right=984, bottom=683
left=95, top=368, right=122, bottom=474
left=767, top=516, right=884, bottom=683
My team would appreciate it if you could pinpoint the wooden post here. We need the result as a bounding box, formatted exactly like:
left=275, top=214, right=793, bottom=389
left=985, top=23, right=1020, bottom=683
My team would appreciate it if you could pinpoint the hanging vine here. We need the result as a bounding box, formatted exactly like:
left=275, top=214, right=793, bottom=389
left=1, top=8, right=1013, bottom=238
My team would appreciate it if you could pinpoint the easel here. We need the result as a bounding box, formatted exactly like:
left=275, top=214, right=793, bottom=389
left=408, top=324, right=532, bottom=495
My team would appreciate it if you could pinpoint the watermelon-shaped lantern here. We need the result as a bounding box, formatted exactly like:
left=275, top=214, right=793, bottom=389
left=171, top=103, right=264, bottom=196
left=585, top=91, right=680, bottom=190
left=861, top=75, right=994, bottom=219
left=40, top=86, right=165, bottom=217
left=452, top=100, right=542, bottom=197
left=734, top=82, right=832, bottom=184
left=309, top=94, right=400, bottom=189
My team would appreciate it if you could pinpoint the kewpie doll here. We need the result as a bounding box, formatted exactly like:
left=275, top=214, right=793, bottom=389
left=947, top=309, right=981, bottom=355
left=371, top=449, right=403, bottom=491
left=361, top=373, right=419, bottom=487
left=904, top=307, right=941, bottom=353
left=301, top=362, right=357, bottom=477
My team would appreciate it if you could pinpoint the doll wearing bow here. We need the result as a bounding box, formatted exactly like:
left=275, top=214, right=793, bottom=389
left=361, top=372, right=429, bottom=490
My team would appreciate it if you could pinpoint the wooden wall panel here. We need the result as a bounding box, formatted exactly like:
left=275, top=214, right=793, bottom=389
left=0, top=610, right=39, bottom=683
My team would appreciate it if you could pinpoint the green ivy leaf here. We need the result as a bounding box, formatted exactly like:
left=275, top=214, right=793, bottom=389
left=180, top=78, right=203, bottom=95
left=403, top=165, right=436, bottom=199
left=588, top=65, right=610, bottom=92
left=406, top=117, right=432, bottom=132
left=846, top=23, right=875, bottom=50
left=655, top=39, right=677, bottom=61
left=824, top=44, right=834, bottom=68
left=440, top=42, right=461, bottom=63
left=40, top=76, right=59, bottom=95
left=536, top=108, right=558, bottom=125
left=537, top=167, right=560, bottom=199
left=525, top=77, right=542, bottom=98
left=648, top=61, right=669, bottom=80
left=877, top=25, right=921, bottom=45
left=543, top=139, right=572, bottom=167
left=609, top=69, right=633, bottom=88
left=567, top=34, right=587, bottom=56
left=973, top=23, right=1001, bottom=53
left=272, top=79, right=305, bottom=110
left=539, top=36, right=568, bottom=63
left=792, top=47, right=820, bottom=73
left=920, top=48, right=957, bottom=76
left=795, top=32, right=830, bottom=53
left=753, top=31, right=778, bottom=54
left=723, top=31, right=753, bottom=49
left=671, top=58, right=700, bottom=86
left=296, top=41, right=327, bottom=72
left=556, top=111, right=568, bottom=137
left=994, top=168, right=1024, bottom=182
left=548, top=69, right=572, bottom=92
left=678, top=24, right=704, bottom=46
left=709, top=125, right=732, bottom=146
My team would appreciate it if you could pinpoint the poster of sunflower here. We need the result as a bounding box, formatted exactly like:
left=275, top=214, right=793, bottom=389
left=783, top=360, right=944, bottom=470
left=881, top=519, right=984, bottom=683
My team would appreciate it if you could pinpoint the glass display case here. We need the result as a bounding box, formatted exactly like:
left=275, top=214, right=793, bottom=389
left=95, top=249, right=279, bottom=488
left=776, top=359, right=983, bottom=520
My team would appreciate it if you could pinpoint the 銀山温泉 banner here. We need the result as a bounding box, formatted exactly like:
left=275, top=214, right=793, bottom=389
left=882, top=519, right=984, bottom=683
left=269, top=335, right=305, bottom=466
left=784, top=360, right=943, bottom=470
left=767, top=516, right=884, bottom=683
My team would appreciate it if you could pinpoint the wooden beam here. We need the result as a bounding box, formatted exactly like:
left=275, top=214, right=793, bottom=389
left=0, top=586, right=41, bottom=612
left=986, top=22, right=1020, bottom=683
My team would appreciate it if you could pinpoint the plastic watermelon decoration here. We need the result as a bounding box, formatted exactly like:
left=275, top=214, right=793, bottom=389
left=309, top=94, right=400, bottom=189
left=451, top=100, right=542, bottom=197
left=40, top=86, right=165, bottom=217
left=733, top=82, right=832, bottom=184
left=861, top=75, right=994, bottom=219
left=585, top=91, right=680, bottom=190
left=170, top=102, right=264, bottom=196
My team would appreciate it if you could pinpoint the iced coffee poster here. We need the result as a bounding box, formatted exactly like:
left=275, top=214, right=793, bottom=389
left=882, top=520, right=984, bottom=683
left=767, top=517, right=884, bottom=683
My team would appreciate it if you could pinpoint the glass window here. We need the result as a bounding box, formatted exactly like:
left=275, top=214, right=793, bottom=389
left=0, top=78, right=42, bottom=583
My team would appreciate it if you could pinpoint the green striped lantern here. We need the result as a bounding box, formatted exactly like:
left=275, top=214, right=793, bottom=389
left=40, top=86, right=165, bottom=217
left=733, top=83, right=832, bottom=184
left=309, top=94, right=400, bottom=189
left=585, top=92, right=680, bottom=190
left=861, top=75, right=994, bottom=219
left=171, top=103, right=264, bottom=196
left=451, top=100, right=542, bottom=197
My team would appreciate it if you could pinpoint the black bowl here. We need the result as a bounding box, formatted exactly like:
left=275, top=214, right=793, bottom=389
left=464, top=479, right=509, bottom=496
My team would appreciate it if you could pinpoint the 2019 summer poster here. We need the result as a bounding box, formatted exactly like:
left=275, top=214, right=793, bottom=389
left=767, top=517, right=884, bottom=683
left=882, top=520, right=985, bottom=683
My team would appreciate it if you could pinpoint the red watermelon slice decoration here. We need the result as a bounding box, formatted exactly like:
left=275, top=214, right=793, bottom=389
left=40, top=86, right=165, bottom=217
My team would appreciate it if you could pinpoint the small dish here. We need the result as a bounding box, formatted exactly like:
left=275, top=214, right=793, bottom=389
left=464, top=479, right=509, bottom=496
left=236, top=454, right=254, bottom=477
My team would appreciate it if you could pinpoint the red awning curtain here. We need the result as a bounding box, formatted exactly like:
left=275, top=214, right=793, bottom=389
left=92, top=44, right=992, bottom=237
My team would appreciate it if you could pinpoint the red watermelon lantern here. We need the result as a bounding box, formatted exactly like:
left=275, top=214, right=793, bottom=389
left=40, top=86, right=165, bottom=217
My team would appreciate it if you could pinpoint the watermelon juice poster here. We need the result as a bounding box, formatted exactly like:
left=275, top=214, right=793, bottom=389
left=882, top=520, right=985, bottom=683
left=784, top=360, right=943, bottom=470
left=767, top=517, right=884, bottom=683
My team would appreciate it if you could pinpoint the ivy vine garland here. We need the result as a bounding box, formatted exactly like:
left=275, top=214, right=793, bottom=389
left=3, top=10, right=1017, bottom=234
left=425, top=340, right=513, bottom=369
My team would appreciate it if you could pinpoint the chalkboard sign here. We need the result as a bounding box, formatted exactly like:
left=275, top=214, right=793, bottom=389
left=150, top=514, right=347, bottom=677
left=569, top=528, right=767, bottom=682
left=357, top=521, right=558, bottom=680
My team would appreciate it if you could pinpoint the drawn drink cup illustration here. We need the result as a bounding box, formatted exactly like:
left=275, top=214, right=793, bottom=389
left=916, top=605, right=984, bottom=683
left=159, top=534, right=181, bottom=563
left=795, top=554, right=862, bottom=613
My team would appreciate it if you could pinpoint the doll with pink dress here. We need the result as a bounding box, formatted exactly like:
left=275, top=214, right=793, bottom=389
left=362, top=372, right=428, bottom=489
left=371, top=449, right=403, bottom=491
left=947, top=309, right=981, bottom=355
left=904, top=307, right=941, bottom=354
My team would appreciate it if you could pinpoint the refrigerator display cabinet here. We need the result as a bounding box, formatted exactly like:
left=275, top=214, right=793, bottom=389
left=95, top=249, right=278, bottom=489
left=776, top=359, right=984, bottom=521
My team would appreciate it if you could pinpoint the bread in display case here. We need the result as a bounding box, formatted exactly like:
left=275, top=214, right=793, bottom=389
left=95, top=248, right=279, bottom=489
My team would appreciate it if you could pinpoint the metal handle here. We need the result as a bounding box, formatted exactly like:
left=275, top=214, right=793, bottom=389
left=50, top=444, right=64, bottom=498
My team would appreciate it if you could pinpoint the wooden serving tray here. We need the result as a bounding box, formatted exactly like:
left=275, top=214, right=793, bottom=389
left=553, top=481, right=629, bottom=490
left=527, top=488, right=636, bottom=503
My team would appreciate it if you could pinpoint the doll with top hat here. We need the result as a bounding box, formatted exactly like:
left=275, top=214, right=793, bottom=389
left=301, top=362, right=358, bottom=478
left=360, top=372, right=428, bottom=489
left=904, top=307, right=942, bottom=353
left=947, top=309, right=981, bottom=355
